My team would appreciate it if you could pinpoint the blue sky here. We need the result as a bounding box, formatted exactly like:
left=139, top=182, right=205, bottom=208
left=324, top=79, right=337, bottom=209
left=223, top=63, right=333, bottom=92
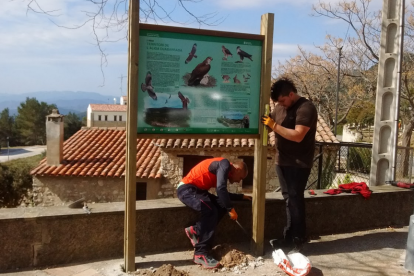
left=0, top=0, right=383, bottom=96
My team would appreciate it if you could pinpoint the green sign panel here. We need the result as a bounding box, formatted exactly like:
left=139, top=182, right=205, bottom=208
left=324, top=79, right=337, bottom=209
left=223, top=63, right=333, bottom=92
left=137, top=28, right=262, bottom=134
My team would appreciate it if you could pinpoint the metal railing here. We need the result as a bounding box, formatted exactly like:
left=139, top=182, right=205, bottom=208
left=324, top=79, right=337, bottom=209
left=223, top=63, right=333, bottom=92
left=306, top=142, right=414, bottom=190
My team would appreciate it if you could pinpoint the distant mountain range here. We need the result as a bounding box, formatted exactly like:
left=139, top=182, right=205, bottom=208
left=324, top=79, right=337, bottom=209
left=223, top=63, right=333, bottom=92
left=0, top=91, right=120, bottom=116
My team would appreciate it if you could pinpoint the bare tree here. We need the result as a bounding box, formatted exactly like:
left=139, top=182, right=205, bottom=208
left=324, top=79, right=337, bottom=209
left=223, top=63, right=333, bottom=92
left=20, top=0, right=223, bottom=85
left=311, top=0, right=414, bottom=177
left=273, top=0, right=383, bottom=133
left=274, top=38, right=371, bottom=130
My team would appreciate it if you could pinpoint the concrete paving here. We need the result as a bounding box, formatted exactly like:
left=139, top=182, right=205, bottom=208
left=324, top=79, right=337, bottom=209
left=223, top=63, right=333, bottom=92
left=1, top=226, right=412, bottom=276
left=0, top=145, right=45, bottom=163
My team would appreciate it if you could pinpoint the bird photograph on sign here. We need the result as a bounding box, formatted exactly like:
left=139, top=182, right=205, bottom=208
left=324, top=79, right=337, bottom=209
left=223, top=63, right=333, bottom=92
left=141, top=71, right=158, bottom=100
left=222, top=74, right=231, bottom=83
left=222, top=45, right=233, bottom=60
left=185, top=56, right=215, bottom=87
left=185, top=43, right=197, bottom=64
left=233, top=74, right=241, bottom=84
left=236, top=46, right=253, bottom=63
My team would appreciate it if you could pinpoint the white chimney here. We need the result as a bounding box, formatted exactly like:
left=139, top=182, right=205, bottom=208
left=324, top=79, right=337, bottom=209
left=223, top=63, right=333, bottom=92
left=114, top=97, right=117, bottom=105
left=46, top=109, right=64, bottom=166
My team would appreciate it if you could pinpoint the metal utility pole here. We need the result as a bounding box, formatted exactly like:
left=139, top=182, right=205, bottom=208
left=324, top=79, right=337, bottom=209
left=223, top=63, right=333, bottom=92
left=7, top=137, right=9, bottom=161
left=119, top=74, right=125, bottom=96
left=334, top=46, right=342, bottom=137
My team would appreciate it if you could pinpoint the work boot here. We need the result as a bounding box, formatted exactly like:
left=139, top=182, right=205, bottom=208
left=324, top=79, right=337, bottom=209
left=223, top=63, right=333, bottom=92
left=193, top=254, right=220, bottom=269
left=269, top=238, right=294, bottom=249
left=185, top=226, right=199, bottom=247
left=287, top=237, right=305, bottom=254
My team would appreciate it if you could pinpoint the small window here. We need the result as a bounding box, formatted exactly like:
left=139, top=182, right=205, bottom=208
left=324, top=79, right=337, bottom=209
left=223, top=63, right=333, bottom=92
left=181, top=155, right=213, bottom=177
left=105, top=115, right=108, bottom=121
left=119, top=115, right=122, bottom=121
left=98, top=115, right=101, bottom=121
left=136, top=182, right=147, bottom=200
left=114, top=115, right=117, bottom=121
left=238, top=156, right=254, bottom=190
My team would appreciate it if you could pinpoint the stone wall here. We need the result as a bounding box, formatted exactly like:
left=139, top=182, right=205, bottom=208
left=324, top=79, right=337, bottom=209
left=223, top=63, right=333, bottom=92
left=1, top=187, right=412, bottom=271
left=158, top=150, right=279, bottom=197
left=32, top=176, right=161, bottom=206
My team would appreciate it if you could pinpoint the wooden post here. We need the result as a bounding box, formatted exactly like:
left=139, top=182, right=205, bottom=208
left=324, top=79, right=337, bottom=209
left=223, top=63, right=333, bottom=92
left=124, top=0, right=139, bottom=272
left=252, top=13, right=274, bottom=256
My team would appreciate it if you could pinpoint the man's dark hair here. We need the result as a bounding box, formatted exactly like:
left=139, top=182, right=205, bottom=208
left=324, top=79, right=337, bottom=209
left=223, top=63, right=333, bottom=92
left=270, top=77, right=297, bottom=102
left=234, top=161, right=248, bottom=178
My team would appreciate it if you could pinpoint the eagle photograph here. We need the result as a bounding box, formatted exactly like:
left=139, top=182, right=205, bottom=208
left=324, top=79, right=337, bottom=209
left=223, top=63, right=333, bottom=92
left=236, top=46, right=253, bottom=62
left=186, top=56, right=214, bottom=86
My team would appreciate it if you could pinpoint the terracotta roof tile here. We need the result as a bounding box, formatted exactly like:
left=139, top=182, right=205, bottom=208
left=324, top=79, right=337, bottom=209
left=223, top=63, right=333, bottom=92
left=89, top=104, right=127, bottom=112
left=31, top=127, right=161, bottom=179
left=196, top=139, right=203, bottom=148
left=204, top=139, right=211, bottom=148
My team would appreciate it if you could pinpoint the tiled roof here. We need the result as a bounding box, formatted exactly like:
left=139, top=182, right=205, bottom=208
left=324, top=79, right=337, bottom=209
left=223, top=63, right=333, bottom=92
left=89, top=104, right=127, bottom=112
left=31, top=127, right=162, bottom=179
left=161, top=99, right=338, bottom=150
left=315, top=116, right=339, bottom=143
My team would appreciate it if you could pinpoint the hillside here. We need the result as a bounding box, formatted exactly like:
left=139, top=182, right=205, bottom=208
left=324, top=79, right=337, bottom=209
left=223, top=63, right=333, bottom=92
left=0, top=91, right=118, bottom=116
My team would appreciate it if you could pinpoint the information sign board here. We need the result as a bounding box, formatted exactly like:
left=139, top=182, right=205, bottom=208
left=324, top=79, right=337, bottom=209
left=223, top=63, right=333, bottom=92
left=137, top=26, right=263, bottom=135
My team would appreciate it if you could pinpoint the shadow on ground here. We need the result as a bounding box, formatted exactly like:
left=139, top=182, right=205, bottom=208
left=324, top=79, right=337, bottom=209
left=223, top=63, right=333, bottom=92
left=303, top=231, right=407, bottom=256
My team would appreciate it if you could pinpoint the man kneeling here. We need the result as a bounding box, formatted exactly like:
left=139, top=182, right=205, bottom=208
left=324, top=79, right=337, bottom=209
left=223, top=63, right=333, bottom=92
left=177, top=157, right=251, bottom=269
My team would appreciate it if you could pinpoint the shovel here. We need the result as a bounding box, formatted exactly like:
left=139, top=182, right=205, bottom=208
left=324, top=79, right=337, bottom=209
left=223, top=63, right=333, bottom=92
left=235, top=219, right=249, bottom=236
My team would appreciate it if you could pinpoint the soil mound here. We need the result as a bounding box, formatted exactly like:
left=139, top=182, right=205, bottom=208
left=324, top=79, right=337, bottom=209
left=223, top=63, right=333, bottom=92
left=135, top=264, right=189, bottom=276
left=211, top=244, right=248, bottom=268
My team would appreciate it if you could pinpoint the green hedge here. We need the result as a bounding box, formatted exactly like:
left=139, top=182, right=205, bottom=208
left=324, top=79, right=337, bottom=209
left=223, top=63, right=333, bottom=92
left=0, top=154, right=43, bottom=208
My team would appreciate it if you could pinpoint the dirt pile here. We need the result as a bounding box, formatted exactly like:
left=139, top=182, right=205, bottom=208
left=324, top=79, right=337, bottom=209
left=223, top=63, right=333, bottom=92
left=211, top=244, right=265, bottom=273
left=212, top=244, right=248, bottom=268
left=134, top=264, right=189, bottom=276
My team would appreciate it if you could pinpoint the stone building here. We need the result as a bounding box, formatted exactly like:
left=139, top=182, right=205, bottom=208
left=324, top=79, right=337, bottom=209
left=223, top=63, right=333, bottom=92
left=86, top=103, right=127, bottom=127
left=31, top=104, right=338, bottom=206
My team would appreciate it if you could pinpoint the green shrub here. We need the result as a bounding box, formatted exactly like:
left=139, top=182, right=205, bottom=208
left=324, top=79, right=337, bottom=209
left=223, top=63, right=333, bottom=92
left=347, top=147, right=371, bottom=173
left=0, top=164, right=14, bottom=207
left=338, top=173, right=353, bottom=185
left=0, top=155, right=42, bottom=208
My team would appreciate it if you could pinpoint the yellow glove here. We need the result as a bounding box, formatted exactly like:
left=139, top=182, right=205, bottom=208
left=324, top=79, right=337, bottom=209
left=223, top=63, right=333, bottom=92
left=243, top=195, right=252, bottom=201
left=228, top=208, right=238, bottom=221
left=261, top=115, right=276, bottom=129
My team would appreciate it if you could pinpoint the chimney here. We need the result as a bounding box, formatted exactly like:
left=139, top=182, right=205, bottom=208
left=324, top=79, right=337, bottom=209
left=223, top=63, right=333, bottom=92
left=46, top=109, right=64, bottom=166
